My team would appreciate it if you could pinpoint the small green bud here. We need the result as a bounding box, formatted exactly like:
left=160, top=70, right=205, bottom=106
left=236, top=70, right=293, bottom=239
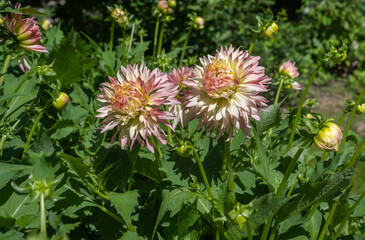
left=176, top=141, right=192, bottom=157
left=52, top=92, right=70, bottom=110
left=262, top=22, right=278, bottom=38
left=356, top=103, right=365, bottom=115
left=168, top=0, right=177, bottom=8
left=193, top=16, right=204, bottom=30
left=41, top=19, right=52, bottom=31
left=314, top=119, right=343, bottom=152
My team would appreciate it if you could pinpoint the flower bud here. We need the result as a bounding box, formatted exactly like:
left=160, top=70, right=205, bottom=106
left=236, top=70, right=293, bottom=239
left=111, top=8, right=129, bottom=28
left=193, top=16, right=204, bottom=30
left=262, top=22, right=278, bottom=38
left=41, top=19, right=52, bottom=31
left=168, top=0, right=177, bottom=8
left=356, top=103, right=365, bottom=115
left=233, top=215, right=247, bottom=230
left=176, top=141, right=192, bottom=157
left=157, top=0, right=172, bottom=14
left=279, top=61, right=299, bottom=78
left=52, top=92, right=70, bottom=110
left=332, top=50, right=347, bottom=65
left=314, top=120, right=343, bottom=152
left=0, top=18, right=3, bottom=25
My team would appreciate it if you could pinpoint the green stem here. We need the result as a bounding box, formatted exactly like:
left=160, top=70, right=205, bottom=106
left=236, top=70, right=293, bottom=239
left=122, top=28, right=126, bottom=62
left=23, top=107, right=47, bottom=157
left=140, top=35, right=144, bottom=62
left=348, top=137, right=365, bottom=168
left=0, top=54, right=12, bottom=85
left=247, top=219, right=253, bottom=240
left=248, top=33, right=258, bottom=55
left=286, top=179, right=298, bottom=197
left=179, top=26, right=193, bottom=66
left=318, top=201, right=338, bottom=240
left=157, top=21, right=165, bottom=56
left=128, top=22, right=135, bottom=53
left=127, top=143, right=141, bottom=191
left=153, top=16, right=160, bottom=57
left=276, top=146, right=306, bottom=198
left=286, top=61, right=323, bottom=152
left=0, top=118, right=21, bottom=158
left=193, top=149, right=214, bottom=199
left=261, top=215, right=274, bottom=240
left=337, top=112, right=347, bottom=126
left=269, top=219, right=279, bottom=240
left=308, top=202, right=320, bottom=219
left=150, top=137, right=162, bottom=168
left=40, top=192, right=47, bottom=239
left=333, top=192, right=365, bottom=240
left=109, top=21, right=115, bottom=53
left=224, top=139, right=234, bottom=191
left=273, top=78, right=284, bottom=106
left=92, top=202, right=134, bottom=231
left=86, top=182, right=109, bottom=200
left=338, top=87, right=365, bottom=153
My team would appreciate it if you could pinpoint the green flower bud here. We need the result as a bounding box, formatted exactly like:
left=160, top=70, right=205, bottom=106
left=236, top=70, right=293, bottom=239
left=314, top=119, right=343, bottom=152
left=193, top=16, right=204, bottom=30
left=0, top=18, right=3, bottom=26
left=356, top=103, right=365, bottom=115
left=41, top=19, right=52, bottom=31
left=168, top=0, right=177, bottom=8
left=262, top=22, right=278, bottom=38
left=176, top=141, right=192, bottom=157
left=52, top=92, right=70, bottom=110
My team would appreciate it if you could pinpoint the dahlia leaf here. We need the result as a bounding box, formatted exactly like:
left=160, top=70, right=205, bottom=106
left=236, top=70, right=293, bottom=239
left=108, top=191, right=139, bottom=225
left=120, top=232, right=146, bottom=240
left=254, top=103, right=282, bottom=136
left=0, top=163, right=30, bottom=190
left=45, top=23, right=64, bottom=48
left=129, top=42, right=150, bottom=63
left=308, top=209, right=323, bottom=240
left=32, top=126, right=54, bottom=157
left=61, top=153, right=89, bottom=181
left=212, top=178, right=235, bottom=215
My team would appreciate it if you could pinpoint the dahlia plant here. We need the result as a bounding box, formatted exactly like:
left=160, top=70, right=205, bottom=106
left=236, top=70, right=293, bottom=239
left=0, top=2, right=364, bottom=240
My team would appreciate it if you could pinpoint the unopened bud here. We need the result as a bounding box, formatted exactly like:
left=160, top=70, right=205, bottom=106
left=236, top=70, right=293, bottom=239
left=0, top=18, right=3, bottom=25
left=176, top=141, right=192, bottom=157
left=306, top=113, right=314, bottom=119
left=168, top=0, right=177, bottom=8
left=356, top=103, right=365, bottom=115
left=262, top=22, right=278, bottom=38
left=193, top=16, right=204, bottom=30
left=52, top=92, right=70, bottom=110
left=314, top=119, right=343, bottom=152
left=332, top=50, right=347, bottom=65
left=233, top=215, right=246, bottom=230
left=111, top=8, right=129, bottom=28
left=279, top=60, right=299, bottom=78
left=41, top=19, right=52, bottom=31
left=157, top=0, right=172, bottom=14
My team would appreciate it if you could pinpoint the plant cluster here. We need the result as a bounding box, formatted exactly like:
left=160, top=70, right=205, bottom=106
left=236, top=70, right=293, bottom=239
left=0, top=1, right=364, bottom=240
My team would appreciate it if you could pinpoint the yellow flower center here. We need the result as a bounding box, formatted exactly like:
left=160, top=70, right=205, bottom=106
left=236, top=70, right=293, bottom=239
left=112, top=83, right=144, bottom=116
left=203, top=59, right=237, bottom=98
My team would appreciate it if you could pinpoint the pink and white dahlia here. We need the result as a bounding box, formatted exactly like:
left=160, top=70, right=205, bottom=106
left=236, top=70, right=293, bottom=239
left=279, top=60, right=299, bottom=78
left=3, top=9, right=48, bottom=53
left=96, top=64, right=179, bottom=152
left=184, top=46, right=271, bottom=139
left=167, top=67, right=194, bottom=128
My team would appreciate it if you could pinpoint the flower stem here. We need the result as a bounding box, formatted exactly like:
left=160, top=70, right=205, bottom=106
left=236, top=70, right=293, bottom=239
left=318, top=201, right=338, bottom=240
left=109, top=21, right=115, bottom=53
left=127, top=143, right=141, bottom=191
left=192, top=149, right=213, bottom=199
left=248, top=33, right=258, bottom=55
left=157, top=20, right=165, bottom=56
left=0, top=118, right=21, bottom=158
left=261, top=215, right=274, bottom=240
left=128, top=22, right=135, bottom=53
left=40, top=192, right=47, bottom=239
left=286, top=61, right=323, bottom=152
left=23, top=108, right=47, bottom=157
left=247, top=219, right=253, bottom=240
left=140, top=34, right=144, bottom=62
left=223, top=139, right=234, bottom=191
left=179, top=26, right=193, bottom=66
left=273, top=78, right=284, bottom=106
left=348, top=137, right=365, bottom=168
left=0, top=54, right=12, bottom=85
left=338, top=87, right=365, bottom=153
left=153, top=16, right=160, bottom=58
left=122, top=28, right=126, bottom=62
left=276, top=145, right=306, bottom=198
left=268, top=219, right=279, bottom=240
left=333, top=192, right=365, bottom=240
left=151, top=137, right=162, bottom=168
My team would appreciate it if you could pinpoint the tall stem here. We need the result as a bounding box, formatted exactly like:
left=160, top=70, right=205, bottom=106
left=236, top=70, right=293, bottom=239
left=109, top=21, right=115, bottom=53
left=247, top=219, right=253, bottom=240
left=318, top=201, right=338, bottom=240
left=348, top=137, right=365, bottom=168
left=248, top=33, right=258, bottom=55
left=122, top=28, right=126, bottom=62
left=192, top=149, right=213, bottom=199
left=23, top=109, right=46, bottom=157
left=157, top=21, right=165, bottom=56
left=286, top=61, right=323, bottom=152
left=223, top=139, right=234, bottom=191
left=40, top=192, right=47, bottom=239
left=0, top=54, right=12, bottom=85
left=179, top=26, right=193, bottom=66
left=261, top=215, right=274, bottom=240
left=128, top=22, right=135, bottom=53
left=153, top=16, right=160, bottom=57
left=140, top=35, right=144, bottom=62
left=127, top=144, right=141, bottom=191
left=151, top=137, right=162, bottom=168
left=338, top=87, right=365, bottom=153
left=276, top=145, right=306, bottom=198
left=273, top=78, right=284, bottom=106
left=333, top=192, right=365, bottom=240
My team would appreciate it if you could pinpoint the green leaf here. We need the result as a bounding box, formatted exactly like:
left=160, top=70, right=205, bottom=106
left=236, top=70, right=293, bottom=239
left=0, top=230, right=24, bottom=240
left=19, top=6, right=48, bottom=17
left=120, top=232, right=146, bottom=240
left=108, top=191, right=139, bottom=225
left=45, top=23, right=64, bottom=48
left=0, top=162, right=30, bottom=190
left=32, top=126, right=54, bottom=157
left=152, top=189, right=197, bottom=239
left=70, top=84, right=89, bottom=109
left=61, top=153, right=89, bottom=180
left=307, top=209, right=322, bottom=240
left=212, top=179, right=235, bottom=215
left=129, top=42, right=150, bottom=63
left=254, top=103, right=282, bottom=136
left=177, top=205, right=200, bottom=238
left=52, top=31, right=83, bottom=87
left=0, top=93, right=27, bottom=104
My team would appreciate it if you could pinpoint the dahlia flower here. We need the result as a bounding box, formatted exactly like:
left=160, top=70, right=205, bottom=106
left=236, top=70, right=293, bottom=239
left=167, top=67, right=194, bottom=128
left=184, top=46, right=271, bottom=139
left=3, top=9, right=47, bottom=53
left=279, top=61, right=299, bottom=78
left=96, top=64, right=179, bottom=152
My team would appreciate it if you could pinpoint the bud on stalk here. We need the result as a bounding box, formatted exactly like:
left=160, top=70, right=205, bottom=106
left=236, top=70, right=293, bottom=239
left=262, top=22, right=278, bottom=38
left=314, top=119, right=343, bottom=151
left=52, top=92, right=70, bottom=110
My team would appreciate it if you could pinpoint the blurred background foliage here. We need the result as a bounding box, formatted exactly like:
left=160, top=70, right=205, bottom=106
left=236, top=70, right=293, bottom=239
left=23, top=0, right=365, bottom=91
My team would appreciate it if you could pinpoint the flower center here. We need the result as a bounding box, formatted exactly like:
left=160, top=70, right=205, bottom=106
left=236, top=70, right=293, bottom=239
left=111, top=83, right=144, bottom=116
left=203, top=59, right=236, bottom=98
